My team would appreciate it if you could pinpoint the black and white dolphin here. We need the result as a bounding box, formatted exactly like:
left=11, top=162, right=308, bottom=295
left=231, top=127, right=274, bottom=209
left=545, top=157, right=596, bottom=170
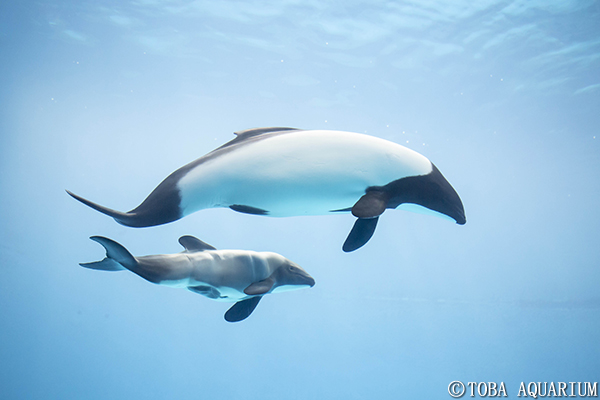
left=81, top=235, right=315, bottom=322
left=67, top=127, right=466, bottom=252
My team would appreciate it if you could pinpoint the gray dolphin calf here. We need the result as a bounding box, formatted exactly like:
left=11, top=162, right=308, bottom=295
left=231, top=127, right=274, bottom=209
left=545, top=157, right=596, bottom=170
left=68, top=127, right=466, bottom=251
left=81, top=235, right=315, bottom=322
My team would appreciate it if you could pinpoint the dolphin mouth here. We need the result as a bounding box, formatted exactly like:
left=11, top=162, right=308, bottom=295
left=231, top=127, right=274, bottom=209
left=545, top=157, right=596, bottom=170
left=290, top=266, right=315, bottom=287
left=302, top=276, right=316, bottom=287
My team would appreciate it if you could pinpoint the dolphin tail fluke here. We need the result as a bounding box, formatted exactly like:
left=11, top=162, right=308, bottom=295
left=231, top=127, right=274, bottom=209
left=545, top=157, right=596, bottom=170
left=66, top=190, right=140, bottom=227
left=80, top=236, right=137, bottom=271
left=80, top=258, right=125, bottom=271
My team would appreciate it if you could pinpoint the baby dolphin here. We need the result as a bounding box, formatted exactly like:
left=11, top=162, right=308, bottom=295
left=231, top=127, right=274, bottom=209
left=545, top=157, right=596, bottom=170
left=67, top=127, right=466, bottom=252
left=81, top=235, right=315, bottom=322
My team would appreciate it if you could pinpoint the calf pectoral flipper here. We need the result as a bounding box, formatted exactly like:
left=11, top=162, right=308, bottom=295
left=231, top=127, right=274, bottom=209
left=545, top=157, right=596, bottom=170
left=224, top=296, right=262, bottom=322
left=244, top=277, right=274, bottom=295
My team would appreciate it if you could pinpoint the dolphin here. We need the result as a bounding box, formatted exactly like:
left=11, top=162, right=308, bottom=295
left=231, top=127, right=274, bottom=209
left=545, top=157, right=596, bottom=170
left=81, top=235, right=315, bottom=322
left=67, top=127, right=466, bottom=251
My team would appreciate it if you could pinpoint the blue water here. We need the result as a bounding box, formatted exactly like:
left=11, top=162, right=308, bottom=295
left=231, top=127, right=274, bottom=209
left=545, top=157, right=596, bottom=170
left=1, top=1, right=599, bottom=399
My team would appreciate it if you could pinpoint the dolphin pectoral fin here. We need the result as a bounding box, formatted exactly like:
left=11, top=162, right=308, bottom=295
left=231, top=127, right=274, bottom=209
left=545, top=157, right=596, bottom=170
left=224, top=296, right=262, bottom=322
left=179, top=235, right=216, bottom=252
left=342, top=217, right=379, bottom=252
left=351, top=190, right=389, bottom=218
left=345, top=190, right=386, bottom=251
left=244, top=277, right=274, bottom=295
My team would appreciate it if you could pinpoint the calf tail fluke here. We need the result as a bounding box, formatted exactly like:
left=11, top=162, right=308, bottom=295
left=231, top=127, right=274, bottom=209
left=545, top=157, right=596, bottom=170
left=80, top=236, right=136, bottom=271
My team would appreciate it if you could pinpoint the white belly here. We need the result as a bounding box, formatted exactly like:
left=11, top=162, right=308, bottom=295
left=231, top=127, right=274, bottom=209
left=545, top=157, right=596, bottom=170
left=177, top=130, right=432, bottom=217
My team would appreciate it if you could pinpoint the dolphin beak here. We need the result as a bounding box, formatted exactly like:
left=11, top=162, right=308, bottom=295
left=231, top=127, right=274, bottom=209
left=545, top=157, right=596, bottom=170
left=300, top=275, right=315, bottom=288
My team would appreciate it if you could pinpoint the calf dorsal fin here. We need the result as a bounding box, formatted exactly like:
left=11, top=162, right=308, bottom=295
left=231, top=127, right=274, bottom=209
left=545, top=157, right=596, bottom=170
left=178, top=235, right=216, bottom=252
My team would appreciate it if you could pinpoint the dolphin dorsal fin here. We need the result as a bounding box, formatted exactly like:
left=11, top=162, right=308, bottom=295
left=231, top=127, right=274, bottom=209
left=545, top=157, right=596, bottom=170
left=233, top=127, right=300, bottom=140
left=178, top=235, right=216, bottom=252
left=215, top=128, right=302, bottom=152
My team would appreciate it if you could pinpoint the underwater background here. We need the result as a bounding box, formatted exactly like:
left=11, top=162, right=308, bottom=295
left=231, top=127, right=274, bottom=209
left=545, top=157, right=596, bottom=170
left=1, top=1, right=599, bottom=399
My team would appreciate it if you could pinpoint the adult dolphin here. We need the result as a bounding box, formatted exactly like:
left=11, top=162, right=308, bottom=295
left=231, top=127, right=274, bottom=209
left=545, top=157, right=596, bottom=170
left=81, top=235, right=315, bottom=322
left=67, top=127, right=466, bottom=251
